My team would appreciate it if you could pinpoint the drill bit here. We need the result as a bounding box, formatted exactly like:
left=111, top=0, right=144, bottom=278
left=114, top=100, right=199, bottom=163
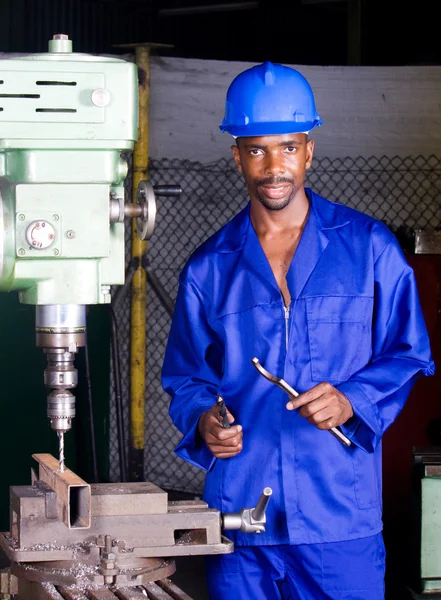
left=58, top=431, right=65, bottom=472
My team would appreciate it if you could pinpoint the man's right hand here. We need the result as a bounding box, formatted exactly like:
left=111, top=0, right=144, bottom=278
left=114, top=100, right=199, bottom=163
left=198, top=404, right=243, bottom=458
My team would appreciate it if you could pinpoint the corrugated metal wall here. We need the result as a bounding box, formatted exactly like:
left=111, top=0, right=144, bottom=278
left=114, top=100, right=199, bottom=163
left=0, top=0, right=154, bottom=54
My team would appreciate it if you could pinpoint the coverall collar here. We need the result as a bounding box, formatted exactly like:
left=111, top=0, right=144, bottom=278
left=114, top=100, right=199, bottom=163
left=215, top=189, right=352, bottom=302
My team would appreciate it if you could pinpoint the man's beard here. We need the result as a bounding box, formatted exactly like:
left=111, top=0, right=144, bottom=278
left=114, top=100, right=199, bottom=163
left=255, top=176, right=296, bottom=211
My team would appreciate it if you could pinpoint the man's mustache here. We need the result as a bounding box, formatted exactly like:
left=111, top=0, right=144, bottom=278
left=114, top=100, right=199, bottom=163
left=256, top=177, right=294, bottom=186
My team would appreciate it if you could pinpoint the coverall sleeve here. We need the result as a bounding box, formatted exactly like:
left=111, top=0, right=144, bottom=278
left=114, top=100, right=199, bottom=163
left=162, top=280, right=221, bottom=471
left=337, top=239, right=435, bottom=453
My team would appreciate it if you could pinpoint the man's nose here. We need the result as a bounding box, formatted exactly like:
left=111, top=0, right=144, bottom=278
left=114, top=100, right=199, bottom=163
left=264, top=153, right=285, bottom=176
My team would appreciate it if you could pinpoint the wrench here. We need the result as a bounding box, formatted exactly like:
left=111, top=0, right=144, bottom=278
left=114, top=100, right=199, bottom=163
left=252, top=357, right=351, bottom=447
left=216, top=394, right=231, bottom=429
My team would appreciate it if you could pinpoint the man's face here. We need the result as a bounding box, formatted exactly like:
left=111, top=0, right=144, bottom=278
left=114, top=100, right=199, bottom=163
left=232, top=133, right=314, bottom=211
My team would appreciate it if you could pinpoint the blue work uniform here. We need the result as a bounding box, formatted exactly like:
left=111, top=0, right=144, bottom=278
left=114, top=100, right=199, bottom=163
left=162, top=189, right=434, bottom=598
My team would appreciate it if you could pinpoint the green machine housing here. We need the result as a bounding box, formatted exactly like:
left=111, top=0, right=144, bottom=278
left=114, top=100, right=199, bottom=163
left=0, top=34, right=137, bottom=305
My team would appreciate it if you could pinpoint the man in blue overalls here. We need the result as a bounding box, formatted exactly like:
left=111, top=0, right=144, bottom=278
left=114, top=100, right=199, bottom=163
left=161, top=61, right=434, bottom=599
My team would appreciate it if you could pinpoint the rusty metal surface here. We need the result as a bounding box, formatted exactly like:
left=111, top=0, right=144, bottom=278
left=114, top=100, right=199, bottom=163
left=32, top=454, right=91, bottom=529
left=11, top=556, right=176, bottom=588
left=86, top=589, right=118, bottom=600
left=144, top=581, right=181, bottom=600
left=415, top=230, right=441, bottom=254
left=14, top=578, right=194, bottom=599
left=157, top=577, right=193, bottom=600
left=112, top=587, right=149, bottom=599
left=91, top=482, right=167, bottom=516
left=6, top=482, right=228, bottom=554
left=0, top=567, right=18, bottom=595
left=17, top=579, right=65, bottom=599
left=57, top=588, right=88, bottom=600
left=425, top=465, right=441, bottom=477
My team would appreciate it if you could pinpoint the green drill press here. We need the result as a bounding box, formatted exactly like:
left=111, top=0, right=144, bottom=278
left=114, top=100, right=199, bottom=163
left=0, top=34, right=162, bottom=468
left=0, top=35, right=272, bottom=600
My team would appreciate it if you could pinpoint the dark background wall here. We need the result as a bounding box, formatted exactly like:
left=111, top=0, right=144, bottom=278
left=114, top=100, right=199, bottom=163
left=0, top=0, right=439, bottom=67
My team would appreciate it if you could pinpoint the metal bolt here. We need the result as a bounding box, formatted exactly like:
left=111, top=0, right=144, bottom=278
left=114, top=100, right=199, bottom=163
left=53, top=249, right=59, bottom=256
left=53, top=34, right=69, bottom=40
left=18, top=214, right=25, bottom=221
left=53, top=214, right=59, bottom=222
left=48, top=234, right=55, bottom=240
left=66, top=230, right=76, bottom=239
left=18, top=248, right=25, bottom=256
left=29, top=514, right=35, bottom=522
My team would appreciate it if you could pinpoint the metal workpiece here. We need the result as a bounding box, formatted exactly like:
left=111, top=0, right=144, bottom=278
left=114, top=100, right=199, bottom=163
left=252, top=358, right=352, bottom=448
left=222, top=487, right=273, bottom=534
left=32, top=454, right=91, bottom=529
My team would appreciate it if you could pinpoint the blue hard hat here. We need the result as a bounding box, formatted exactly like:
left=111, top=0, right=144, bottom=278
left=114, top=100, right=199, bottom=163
left=220, top=61, right=322, bottom=137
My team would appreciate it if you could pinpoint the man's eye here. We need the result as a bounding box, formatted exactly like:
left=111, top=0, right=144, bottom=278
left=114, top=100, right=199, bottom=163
left=285, top=146, right=296, bottom=153
left=250, top=149, right=263, bottom=156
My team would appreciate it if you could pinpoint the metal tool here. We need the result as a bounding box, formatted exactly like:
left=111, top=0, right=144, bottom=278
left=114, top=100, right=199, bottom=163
left=216, top=394, right=230, bottom=428
left=57, top=432, right=65, bottom=472
left=222, top=487, right=273, bottom=533
left=252, top=358, right=351, bottom=447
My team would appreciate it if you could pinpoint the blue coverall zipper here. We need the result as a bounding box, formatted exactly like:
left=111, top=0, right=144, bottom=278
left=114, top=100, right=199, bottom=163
left=284, top=305, right=290, bottom=351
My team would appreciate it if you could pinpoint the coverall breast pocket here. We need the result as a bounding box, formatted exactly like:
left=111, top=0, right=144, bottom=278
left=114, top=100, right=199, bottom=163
left=306, top=296, right=372, bottom=383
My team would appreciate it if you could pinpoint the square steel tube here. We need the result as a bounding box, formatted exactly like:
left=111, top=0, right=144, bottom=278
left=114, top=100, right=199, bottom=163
left=32, top=454, right=91, bottom=529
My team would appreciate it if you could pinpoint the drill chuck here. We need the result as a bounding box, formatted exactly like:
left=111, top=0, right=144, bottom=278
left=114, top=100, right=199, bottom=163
left=47, top=389, right=76, bottom=432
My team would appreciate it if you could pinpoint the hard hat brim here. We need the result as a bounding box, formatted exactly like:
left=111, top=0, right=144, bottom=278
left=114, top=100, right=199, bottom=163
left=219, top=119, right=322, bottom=137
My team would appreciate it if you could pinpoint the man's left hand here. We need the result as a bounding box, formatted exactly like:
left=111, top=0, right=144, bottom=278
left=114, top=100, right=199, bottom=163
left=286, top=382, right=354, bottom=429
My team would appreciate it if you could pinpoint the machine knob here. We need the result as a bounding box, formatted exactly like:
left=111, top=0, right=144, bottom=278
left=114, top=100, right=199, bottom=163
left=25, top=220, right=56, bottom=250
left=91, top=88, right=111, bottom=108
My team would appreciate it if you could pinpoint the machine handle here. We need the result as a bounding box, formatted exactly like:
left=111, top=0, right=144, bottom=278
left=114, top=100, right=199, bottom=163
left=153, top=185, right=182, bottom=197
left=222, top=487, right=273, bottom=534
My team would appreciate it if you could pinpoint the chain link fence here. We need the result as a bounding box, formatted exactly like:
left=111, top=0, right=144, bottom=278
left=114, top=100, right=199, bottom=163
left=109, top=154, right=441, bottom=493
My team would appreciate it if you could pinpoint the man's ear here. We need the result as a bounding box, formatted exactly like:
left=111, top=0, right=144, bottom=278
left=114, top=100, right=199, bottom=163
left=232, top=143, right=243, bottom=174
left=305, top=138, right=315, bottom=171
